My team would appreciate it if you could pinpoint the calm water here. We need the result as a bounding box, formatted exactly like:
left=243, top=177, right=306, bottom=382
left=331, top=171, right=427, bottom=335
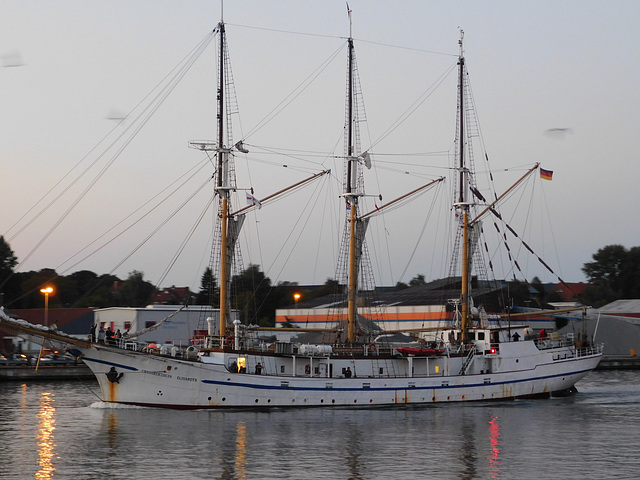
left=0, top=370, right=638, bottom=480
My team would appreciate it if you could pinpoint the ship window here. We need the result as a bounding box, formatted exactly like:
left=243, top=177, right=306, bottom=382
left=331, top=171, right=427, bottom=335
left=379, top=368, right=384, bottom=375
left=477, top=332, right=485, bottom=341
left=280, top=365, right=285, bottom=374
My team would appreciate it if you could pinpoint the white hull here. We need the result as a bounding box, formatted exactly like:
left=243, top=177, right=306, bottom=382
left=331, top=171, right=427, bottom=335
left=76, top=341, right=602, bottom=409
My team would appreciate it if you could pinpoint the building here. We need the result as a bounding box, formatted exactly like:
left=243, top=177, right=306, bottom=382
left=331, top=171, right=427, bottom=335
left=94, top=305, right=238, bottom=345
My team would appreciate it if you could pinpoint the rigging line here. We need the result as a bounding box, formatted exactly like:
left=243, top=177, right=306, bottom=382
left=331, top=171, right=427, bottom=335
left=155, top=195, right=216, bottom=288
left=56, top=162, right=211, bottom=276
left=101, top=177, right=214, bottom=279
left=227, top=22, right=346, bottom=40
left=7, top=35, right=214, bottom=277
left=228, top=22, right=458, bottom=58
left=354, top=37, right=458, bottom=57
left=242, top=41, right=346, bottom=140
left=253, top=175, right=331, bottom=318
left=366, top=62, right=457, bottom=152
left=4, top=31, right=215, bottom=243
left=540, top=177, right=564, bottom=279
left=246, top=145, right=332, bottom=166
left=242, top=155, right=325, bottom=173
left=396, top=181, right=446, bottom=281
left=489, top=207, right=578, bottom=296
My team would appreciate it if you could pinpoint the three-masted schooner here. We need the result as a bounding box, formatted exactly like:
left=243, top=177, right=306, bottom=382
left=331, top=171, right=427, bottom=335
left=0, top=17, right=602, bottom=409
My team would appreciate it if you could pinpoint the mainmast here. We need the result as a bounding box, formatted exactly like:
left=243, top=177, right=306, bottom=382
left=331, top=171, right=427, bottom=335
left=345, top=6, right=358, bottom=344
left=216, top=21, right=232, bottom=344
left=457, top=30, right=472, bottom=342
left=217, top=21, right=230, bottom=342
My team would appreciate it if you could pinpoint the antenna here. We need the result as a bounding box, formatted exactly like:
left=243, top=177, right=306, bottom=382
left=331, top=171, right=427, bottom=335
left=347, top=2, right=352, bottom=38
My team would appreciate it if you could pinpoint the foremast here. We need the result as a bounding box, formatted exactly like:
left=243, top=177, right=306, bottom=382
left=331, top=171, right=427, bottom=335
left=456, top=31, right=472, bottom=343
left=343, top=8, right=369, bottom=344
left=190, top=20, right=242, bottom=348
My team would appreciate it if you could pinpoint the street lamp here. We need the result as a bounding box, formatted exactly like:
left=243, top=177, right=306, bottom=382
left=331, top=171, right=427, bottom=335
left=40, top=287, right=54, bottom=327
left=293, top=292, right=301, bottom=309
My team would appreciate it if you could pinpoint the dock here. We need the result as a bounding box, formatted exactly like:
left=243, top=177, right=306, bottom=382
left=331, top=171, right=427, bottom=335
left=0, top=364, right=94, bottom=381
left=596, top=355, right=640, bottom=370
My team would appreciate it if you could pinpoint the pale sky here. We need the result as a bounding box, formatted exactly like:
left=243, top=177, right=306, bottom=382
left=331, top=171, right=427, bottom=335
left=1, top=0, right=639, bottom=293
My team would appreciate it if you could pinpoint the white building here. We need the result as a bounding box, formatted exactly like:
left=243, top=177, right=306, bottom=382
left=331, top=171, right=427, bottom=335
left=95, top=305, right=239, bottom=345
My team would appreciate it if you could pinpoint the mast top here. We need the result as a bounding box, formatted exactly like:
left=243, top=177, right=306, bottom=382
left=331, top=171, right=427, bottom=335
left=458, top=28, right=465, bottom=59
left=347, top=2, right=353, bottom=38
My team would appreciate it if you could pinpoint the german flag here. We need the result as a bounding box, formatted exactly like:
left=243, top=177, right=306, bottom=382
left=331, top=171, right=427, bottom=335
left=540, top=168, right=553, bottom=181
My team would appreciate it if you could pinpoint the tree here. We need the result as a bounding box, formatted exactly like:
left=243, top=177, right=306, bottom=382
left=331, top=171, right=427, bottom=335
left=231, top=264, right=274, bottom=326
left=0, top=236, right=19, bottom=305
left=113, top=271, right=155, bottom=307
left=0, top=236, right=17, bottom=278
left=409, top=274, right=427, bottom=287
left=196, top=267, right=218, bottom=306
left=582, top=244, right=640, bottom=305
left=582, top=245, right=627, bottom=293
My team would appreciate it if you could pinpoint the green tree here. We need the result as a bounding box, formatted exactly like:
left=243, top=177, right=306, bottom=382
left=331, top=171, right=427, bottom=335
left=231, top=264, right=274, bottom=326
left=113, top=271, right=155, bottom=307
left=582, top=245, right=627, bottom=293
left=0, top=236, right=19, bottom=306
left=196, top=267, right=218, bottom=306
left=409, top=274, right=427, bottom=287
left=582, top=244, right=640, bottom=305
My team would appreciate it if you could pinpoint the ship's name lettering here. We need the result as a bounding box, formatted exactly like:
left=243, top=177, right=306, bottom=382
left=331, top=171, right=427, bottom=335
left=142, top=370, right=172, bottom=378
left=177, top=376, right=198, bottom=382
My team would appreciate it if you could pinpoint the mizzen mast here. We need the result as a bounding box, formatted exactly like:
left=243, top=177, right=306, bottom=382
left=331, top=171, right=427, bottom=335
left=456, top=30, right=472, bottom=342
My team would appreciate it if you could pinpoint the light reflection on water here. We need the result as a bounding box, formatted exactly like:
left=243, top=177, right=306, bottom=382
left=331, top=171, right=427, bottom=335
left=488, top=416, right=501, bottom=479
left=0, top=372, right=638, bottom=480
left=35, top=392, right=56, bottom=479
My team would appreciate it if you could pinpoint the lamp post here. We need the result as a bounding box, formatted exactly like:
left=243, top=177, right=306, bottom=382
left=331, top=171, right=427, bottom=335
left=40, top=287, right=54, bottom=327
left=293, top=293, right=301, bottom=309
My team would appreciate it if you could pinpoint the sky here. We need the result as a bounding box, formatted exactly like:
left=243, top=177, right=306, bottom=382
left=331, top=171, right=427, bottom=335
left=1, top=0, right=639, bottom=294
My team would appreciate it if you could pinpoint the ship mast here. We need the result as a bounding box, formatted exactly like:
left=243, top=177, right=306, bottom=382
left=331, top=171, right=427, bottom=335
left=457, top=30, right=472, bottom=343
left=345, top=6, right=358, bottom=344
left=217, top=21, right=230, bottom=342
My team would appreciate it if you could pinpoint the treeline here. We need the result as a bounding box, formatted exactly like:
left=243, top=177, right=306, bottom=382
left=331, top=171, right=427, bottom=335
left=581, top=244, right=640, bottom=307
left=2, top=235, right=640, bottom=321
left=0, top=235, right=340, bottom=327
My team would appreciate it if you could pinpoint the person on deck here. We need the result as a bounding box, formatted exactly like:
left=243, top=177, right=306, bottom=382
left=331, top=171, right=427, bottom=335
left=255, top=362, right=263, bottom=375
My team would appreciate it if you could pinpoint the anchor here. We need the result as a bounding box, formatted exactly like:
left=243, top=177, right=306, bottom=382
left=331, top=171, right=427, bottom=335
left=106, top=366, right=124, bottom=383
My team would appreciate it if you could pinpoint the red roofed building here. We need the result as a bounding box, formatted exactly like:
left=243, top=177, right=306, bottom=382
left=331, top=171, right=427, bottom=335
left=150, top=286, right=194, bottom=305
left=548, top=282, right=588, bottom=302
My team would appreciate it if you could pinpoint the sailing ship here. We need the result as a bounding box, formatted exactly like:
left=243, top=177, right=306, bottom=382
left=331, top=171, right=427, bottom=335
left=0, top=17, right=603, bottom=409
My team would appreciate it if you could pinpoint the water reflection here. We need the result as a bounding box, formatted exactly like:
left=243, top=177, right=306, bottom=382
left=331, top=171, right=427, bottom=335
left=488, top=416, right=501, bottom=479
left=345, top=423, right=363, bottom=480
left=107, top=410, right=118, bottom=451
left=235, top=422, right=247, bottom=479
left=459, top=411, right=478, bottom=480
left=35, top=392, right=56, bottom=479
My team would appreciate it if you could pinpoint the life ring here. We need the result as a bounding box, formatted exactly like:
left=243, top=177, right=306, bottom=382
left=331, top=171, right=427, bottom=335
left=305, top=364, right=311, bottom=375
left=224, top=336, right=234, bottom=346
left=368, top=343, right=377, bottom=353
